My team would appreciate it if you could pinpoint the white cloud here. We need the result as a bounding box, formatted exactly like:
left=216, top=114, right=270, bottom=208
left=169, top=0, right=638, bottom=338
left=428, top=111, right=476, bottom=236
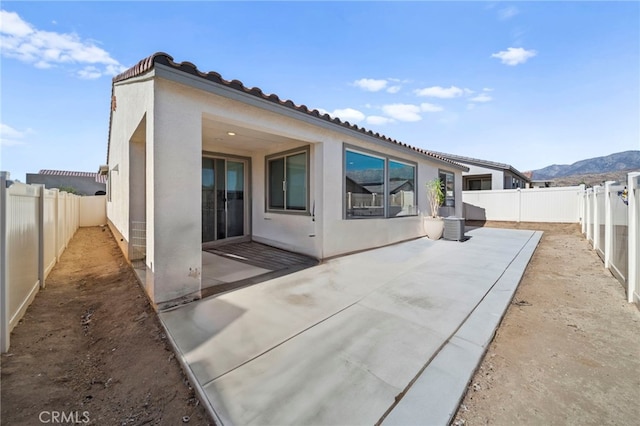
left=414, top=85, right=465, bottom=99
left=320, top=108, right=365, bottom=123
left=353, top=78, right=388, bottom=92
left=498, top=6, right=519, bottom=21
left=420, top=103, right=444, bottom=112
left=469, top=93, right=492, bottom=103
left=0, top=9, right=127, bottom=78
left=77, top=66, right=102, bottom=80
left=382, top=104, right=422, bottom=122
left=0, top=123, right=31, bottom=147
left=386, top=85, right=401, bottom=94
left=491, top=47, right=537, bottom=66
left=366, top=116, right=394, bottom=126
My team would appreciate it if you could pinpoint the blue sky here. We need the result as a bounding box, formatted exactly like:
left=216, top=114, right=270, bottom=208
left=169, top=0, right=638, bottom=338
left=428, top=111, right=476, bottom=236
left=1, top=1, right=639, bottom=182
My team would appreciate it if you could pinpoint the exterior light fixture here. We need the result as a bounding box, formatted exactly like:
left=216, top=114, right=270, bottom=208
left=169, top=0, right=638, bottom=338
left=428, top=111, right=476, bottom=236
left=227, top=132, right=236, bottom=136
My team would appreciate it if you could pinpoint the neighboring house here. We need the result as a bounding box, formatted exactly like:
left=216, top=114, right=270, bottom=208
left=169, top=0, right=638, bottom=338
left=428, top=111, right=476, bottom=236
left=106, top=52, right=468, bottom=309
left=26, top=169, right=107, bottom=195
left=529, top=180, right=552, bottom=188
left=430, top=152, right=530, bottom=191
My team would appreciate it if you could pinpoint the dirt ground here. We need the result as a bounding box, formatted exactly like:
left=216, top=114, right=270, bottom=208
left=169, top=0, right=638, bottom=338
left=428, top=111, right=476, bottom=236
left=2, top=223, right=639, bottom=426
left=1, top=227, right=212, bottom=425
left=453, top=222, right=640, bottom=425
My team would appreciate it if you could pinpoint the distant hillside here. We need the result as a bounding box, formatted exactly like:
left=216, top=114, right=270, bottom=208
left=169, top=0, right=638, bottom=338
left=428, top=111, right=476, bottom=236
left=530, top=150, right=640, bottom=180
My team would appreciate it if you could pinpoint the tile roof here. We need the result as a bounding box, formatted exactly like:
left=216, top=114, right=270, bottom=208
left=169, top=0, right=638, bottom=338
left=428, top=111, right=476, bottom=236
left=427, top=151, right=530, bottom=182
left=38, top=169, right=107, bottom=184
left=110, top=52, right=466, bottom=170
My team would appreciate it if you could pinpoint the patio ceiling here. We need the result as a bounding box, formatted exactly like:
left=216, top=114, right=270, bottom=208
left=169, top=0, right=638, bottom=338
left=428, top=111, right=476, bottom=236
left=202, top=116, right=304, bottom=153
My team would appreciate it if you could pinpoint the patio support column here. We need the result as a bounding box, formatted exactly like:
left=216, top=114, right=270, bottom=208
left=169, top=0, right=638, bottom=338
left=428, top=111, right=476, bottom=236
left=148, top=96, right=202, bottom=309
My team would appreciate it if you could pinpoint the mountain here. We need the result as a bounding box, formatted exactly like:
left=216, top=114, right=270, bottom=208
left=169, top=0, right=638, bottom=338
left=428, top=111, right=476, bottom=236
left=530, top=150, right=640, bottom=181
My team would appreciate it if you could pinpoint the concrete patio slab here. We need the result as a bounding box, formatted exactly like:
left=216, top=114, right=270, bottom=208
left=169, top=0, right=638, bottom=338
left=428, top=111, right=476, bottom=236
left=159, top=226, right=542, bottom=426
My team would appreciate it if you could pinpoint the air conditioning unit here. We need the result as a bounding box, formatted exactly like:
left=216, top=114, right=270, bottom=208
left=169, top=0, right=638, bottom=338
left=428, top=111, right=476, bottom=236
left=443, top=216, right=466, bottom=241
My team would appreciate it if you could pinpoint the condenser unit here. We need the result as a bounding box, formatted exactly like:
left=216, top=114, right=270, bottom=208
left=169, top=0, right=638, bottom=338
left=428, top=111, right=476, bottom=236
left=443, top=216, right=466, bottom=241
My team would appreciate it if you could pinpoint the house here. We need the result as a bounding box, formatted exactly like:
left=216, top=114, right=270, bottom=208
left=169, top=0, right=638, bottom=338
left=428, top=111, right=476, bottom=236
left=26, top=169, right=107, bottom=195
left=106, top=52, right=468, bottom=309
left=430, top=152, right=530, bottom=190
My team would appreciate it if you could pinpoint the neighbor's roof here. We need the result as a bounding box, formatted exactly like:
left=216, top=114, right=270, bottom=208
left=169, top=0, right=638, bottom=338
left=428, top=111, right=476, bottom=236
left=110, top=52, right=467, bottom=171
left=38, top=169, right=107, bottom=184
left=428, top=151, right=531, bottom=182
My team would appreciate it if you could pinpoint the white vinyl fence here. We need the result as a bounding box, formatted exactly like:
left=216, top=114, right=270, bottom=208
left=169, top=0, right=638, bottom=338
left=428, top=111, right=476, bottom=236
left=1, top=172, right=107, bottom=352
left=463, top=185, right=585, bottom=223
left=582, top=173, right=640, bottom=306
left=462, top=174, right=640, bottom=308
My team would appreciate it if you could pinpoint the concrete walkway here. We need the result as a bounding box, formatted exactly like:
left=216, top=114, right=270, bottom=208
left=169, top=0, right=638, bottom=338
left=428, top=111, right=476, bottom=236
left=159, top=227, right=542, bottom=426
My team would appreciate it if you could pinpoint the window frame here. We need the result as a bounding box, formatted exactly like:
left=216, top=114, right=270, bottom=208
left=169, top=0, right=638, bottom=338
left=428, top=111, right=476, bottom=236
left=265, top=146, right=310, bottom=215
left=343, top=144, right=418, bottom=220
left=439, top=169, right=456, bottom=208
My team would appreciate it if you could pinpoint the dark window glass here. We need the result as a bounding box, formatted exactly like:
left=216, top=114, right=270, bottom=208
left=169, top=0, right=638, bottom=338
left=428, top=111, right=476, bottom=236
left=388, top=161, right=416, bottom=217
left=345, top=150, right=385, bottom=218
left=267, top=150, right=308, bottom=212
left=439, top=170, right=455, bottom=207
left=268, top=157, right=285, bottom=209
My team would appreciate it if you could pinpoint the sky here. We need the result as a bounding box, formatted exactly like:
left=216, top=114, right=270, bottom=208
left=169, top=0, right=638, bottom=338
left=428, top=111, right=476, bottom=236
left=1, top=1, right=639, bottom=182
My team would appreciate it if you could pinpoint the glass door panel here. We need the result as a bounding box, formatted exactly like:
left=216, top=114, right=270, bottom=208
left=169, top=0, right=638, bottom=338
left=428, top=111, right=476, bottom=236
left=202, top=157, right=246, bottom=243
left=215, top=159, right=226, bottom=241
left=226, top=161, right=244, bottom=238
left=202, top=158, right=216, bottom=243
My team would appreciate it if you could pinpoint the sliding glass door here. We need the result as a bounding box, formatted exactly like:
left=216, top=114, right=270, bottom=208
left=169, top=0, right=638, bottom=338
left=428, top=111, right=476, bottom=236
left=202, top=157, right=246, bottom=243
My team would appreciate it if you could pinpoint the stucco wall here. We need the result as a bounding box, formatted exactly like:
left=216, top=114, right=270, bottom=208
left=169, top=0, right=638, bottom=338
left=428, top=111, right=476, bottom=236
left=107, top=77, right=154, bottom=247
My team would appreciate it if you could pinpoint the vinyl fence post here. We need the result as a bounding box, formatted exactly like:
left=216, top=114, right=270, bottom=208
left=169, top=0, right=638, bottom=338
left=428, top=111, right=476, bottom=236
left=517, top=188, right=522, bottom=223
left=37, top=185, right=45, bottom=289
left=1, top=171, right=10, bottom=352
left=579, top=184, right=586, bottom=233
left=593, top=185, right=601, bottom=251
left=628, top=172, right=640, bottom=304
left=604, top=181, right=615, bottom=269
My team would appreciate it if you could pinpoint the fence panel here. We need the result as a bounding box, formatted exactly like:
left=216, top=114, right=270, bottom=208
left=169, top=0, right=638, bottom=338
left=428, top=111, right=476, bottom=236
left=4, top=183, right=41, bottom=337
left=463, top=186, right=582, bottom=223
left=80, top=196, right=107, bottom=227
left=519, top=186, right=583, bottom=222
left=1, top=174, right=81, bottom=352
left=607, top=184, right=628, bottom=284
left=462, top=189, right=520, bottom=221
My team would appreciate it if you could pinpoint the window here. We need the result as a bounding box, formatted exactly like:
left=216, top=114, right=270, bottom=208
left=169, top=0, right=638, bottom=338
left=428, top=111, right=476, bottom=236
left=344, top=147, right=417, bottom=219
left=465, top=176, right=492, bottom=191
left=266, top=148, right=309, bottom=212
left=439, top=170, right=455, bottom=207
left=388, top=160, right=416, bottom=217
left=345, top=150, right=385, bottom=218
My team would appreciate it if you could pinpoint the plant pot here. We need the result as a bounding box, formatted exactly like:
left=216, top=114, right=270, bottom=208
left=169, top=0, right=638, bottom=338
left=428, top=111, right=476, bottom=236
left=424, top=217, right=444, bottom=240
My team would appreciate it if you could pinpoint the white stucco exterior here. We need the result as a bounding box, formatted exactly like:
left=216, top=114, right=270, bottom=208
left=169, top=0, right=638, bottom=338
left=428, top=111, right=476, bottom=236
left=107, top=54, right=466, bottom=308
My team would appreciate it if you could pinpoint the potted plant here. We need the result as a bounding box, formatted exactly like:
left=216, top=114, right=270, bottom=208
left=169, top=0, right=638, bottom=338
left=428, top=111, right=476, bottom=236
left=424, top=177, right=445, bottom=240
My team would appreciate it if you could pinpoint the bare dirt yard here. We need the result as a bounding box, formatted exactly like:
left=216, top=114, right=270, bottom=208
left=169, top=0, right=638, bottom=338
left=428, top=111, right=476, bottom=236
left=2, top=222, right=639, bottom=426
left=1, top=227, right=212, bottom=425
left=454, top=222, right=640, bottom=425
